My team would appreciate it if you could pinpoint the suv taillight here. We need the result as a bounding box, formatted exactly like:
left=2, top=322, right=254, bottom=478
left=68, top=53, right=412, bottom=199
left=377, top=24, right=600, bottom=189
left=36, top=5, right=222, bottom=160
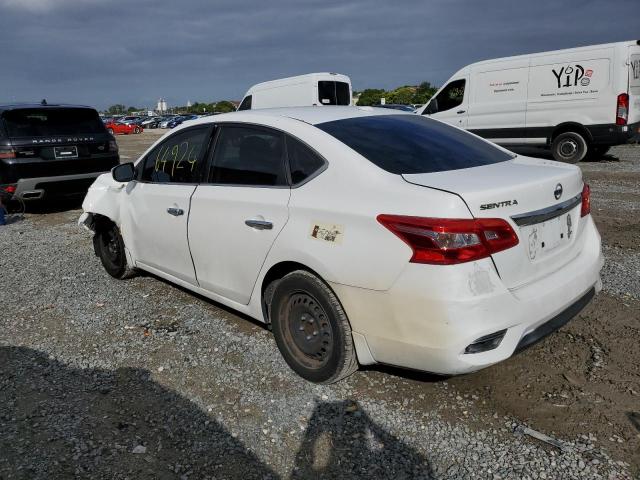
left=581, top=183, right=591, bottom=217
left=377, top=215, right=519, bottom=265
left=0, top=147, right=16, bottom=159
left=108, top=140, right=119, bottom=153
left=616, top=93, right=629, bottom=126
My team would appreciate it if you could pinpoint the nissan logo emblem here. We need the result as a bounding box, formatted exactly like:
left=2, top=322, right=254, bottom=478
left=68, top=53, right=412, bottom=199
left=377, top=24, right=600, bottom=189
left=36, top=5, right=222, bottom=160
left=554, top=183, right=563, bottom=200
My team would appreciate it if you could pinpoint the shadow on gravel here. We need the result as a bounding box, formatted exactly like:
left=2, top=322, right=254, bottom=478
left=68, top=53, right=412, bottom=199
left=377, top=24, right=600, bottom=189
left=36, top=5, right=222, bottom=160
left=294, top=400, right=434, bottom=479
left=0, top=346, right=434, bottom=479
left=0, top=345, right=276, bottom=479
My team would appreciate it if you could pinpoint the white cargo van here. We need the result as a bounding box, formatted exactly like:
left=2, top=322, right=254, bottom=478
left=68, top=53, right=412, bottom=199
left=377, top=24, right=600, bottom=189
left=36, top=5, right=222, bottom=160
left=237, top=73, right=352, bottom=111
left=417, top=40, right=640, bottom=163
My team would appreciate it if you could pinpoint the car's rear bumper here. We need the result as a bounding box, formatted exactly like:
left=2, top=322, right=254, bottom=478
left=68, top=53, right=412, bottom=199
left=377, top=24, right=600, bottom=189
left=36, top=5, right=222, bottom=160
left=13, top=171, right=107, bottom=201
left=331, top=215, right=603, bottom=375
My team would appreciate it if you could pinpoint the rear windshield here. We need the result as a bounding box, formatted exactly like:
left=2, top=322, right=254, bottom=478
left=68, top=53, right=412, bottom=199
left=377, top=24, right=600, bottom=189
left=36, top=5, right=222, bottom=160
left=2, top=108, right=106, bottom=137
left=318, top=81, right=351, bottom=106
left=316, top=115, right=514, bottom=174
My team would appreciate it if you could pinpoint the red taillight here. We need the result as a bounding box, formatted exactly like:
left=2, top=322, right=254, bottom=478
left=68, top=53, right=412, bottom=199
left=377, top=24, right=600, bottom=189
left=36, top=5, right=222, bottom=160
left=377, top=215, right=519, bottom=265
left=581, top=183, right=591, bottom=217
left=1, top=184, right=17, bottom=194
left=616, top=93, right=629, bottom=126
left=0, top=147, right=16, bottom=159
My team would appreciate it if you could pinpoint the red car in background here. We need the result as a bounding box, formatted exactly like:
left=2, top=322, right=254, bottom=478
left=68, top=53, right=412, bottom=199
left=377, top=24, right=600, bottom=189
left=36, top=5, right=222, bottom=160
left=105, top=121, right=143, bottom=135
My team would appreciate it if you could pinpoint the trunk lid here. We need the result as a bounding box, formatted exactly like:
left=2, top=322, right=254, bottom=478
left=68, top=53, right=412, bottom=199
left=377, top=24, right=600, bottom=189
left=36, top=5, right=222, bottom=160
left=403, top=156, right=585, bottom=289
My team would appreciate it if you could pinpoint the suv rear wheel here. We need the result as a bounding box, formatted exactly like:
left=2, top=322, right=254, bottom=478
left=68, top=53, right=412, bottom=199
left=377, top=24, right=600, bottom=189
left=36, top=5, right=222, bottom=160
left=551, top=131, right=588, bottom=164
left=269, top=270, right=358, bottom=384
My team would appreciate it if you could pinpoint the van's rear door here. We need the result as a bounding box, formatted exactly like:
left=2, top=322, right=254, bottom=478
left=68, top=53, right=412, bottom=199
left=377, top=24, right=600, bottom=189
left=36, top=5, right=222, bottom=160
left=628, top=45, right=640, bottom=126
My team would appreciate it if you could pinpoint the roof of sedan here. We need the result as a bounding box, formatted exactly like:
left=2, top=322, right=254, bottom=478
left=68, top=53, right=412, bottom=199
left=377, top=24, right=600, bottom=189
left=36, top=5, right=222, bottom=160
left=188, top=106, right=408, bottom=127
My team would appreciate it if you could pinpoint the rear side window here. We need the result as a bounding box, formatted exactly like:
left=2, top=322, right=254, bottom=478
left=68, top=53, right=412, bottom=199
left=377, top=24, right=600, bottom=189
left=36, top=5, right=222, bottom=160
left=318, top=81, right=351, bottom=105
left=140, top=126, right=210, bottom=183
left=2, top=108, right=106, bottom=137
left=209, top=126, right=287, bottom=186
left=316, top=115, right=513, bottom=174
left=238, top=96, right=252, bottom=111
left=286, top=136, right=326, bottom=184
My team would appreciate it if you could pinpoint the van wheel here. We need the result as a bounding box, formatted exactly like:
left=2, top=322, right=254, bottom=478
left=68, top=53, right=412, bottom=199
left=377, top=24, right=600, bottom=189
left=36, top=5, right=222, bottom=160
left=94, top=223, right=136, bottom=279
left=270, top=270, right=358, bottom=384
left=551, top=132, right=588, bottom=163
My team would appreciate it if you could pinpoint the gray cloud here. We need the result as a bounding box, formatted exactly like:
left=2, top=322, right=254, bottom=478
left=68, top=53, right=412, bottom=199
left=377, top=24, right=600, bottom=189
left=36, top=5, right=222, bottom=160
left=0, top=0, right=637, bottom=110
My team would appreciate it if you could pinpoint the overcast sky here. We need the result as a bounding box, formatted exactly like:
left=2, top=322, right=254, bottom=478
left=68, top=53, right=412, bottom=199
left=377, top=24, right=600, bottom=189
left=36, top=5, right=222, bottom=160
left=0, top=0, right=637, bottom=110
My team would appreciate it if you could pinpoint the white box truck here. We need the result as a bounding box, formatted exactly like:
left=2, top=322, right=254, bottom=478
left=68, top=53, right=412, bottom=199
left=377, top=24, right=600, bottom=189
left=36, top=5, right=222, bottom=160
left=417, top=40, right=640, bottom=163
left=237, top=73, right=352, bottom=111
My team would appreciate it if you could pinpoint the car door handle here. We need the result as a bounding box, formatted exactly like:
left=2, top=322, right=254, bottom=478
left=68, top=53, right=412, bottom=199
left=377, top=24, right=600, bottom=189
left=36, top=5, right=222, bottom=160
left=245, top=219, right=273, bottom=230
left=167, top=207, right=184, bottom=216
left=456, top=110, right=466, bottom=114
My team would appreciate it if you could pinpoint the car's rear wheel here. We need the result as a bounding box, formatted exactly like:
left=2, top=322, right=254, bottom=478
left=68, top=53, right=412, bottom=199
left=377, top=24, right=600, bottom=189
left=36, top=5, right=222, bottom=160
left=551, top=131, right=588, bottom=164
left=134, top=127, right=141, bottom=134
left=270, top=270, right=358, bottom=384
left=107, top=128, right=114, bottom=135
left=94, top=223, right=136, bottom=279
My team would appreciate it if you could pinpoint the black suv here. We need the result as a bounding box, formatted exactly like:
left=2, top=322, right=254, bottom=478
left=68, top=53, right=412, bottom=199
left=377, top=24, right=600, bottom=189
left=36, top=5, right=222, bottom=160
left=0, top=103, right=119, bottom=201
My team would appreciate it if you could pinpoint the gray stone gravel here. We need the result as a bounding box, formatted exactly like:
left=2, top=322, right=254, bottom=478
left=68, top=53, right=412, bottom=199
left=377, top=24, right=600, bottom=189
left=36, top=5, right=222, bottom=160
left=0, top=206, right=633, bottom=479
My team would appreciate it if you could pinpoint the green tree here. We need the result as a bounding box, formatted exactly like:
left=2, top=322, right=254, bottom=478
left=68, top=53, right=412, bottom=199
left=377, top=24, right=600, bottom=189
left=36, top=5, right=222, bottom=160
left=356, top=89, right=386, bottom=106
left=126, top=106, right=140, bottom=113
left=106, top=104, right=126, bottom=115
left=411, top=81, right=438, bottom=105
left=214, top=101, right=236, bottom=113
left=387, top=86, right=415, bottom=105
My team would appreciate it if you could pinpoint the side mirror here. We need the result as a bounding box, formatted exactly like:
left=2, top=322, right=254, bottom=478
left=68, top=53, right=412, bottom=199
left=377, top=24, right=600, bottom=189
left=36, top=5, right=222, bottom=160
left=424, top=99, right=438, bottom=115
left=112, top=162, right=135, bottom=183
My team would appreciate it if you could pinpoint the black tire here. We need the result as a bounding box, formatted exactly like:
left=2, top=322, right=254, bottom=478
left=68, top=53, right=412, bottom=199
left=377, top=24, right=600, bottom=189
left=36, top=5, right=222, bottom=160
left=94, top=223, right=136, bottom=279
left=551, top=131, right=588, bottom=164
left=270, top=270, right=358, bottom=384
left=134, top=127, right=141, bottom=134
left=107, top=128, right=114, bottom=135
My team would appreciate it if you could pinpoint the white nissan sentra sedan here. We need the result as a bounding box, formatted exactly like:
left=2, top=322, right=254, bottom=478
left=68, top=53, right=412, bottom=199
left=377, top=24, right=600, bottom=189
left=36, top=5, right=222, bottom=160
left=79, top=107, right=603, bottom=384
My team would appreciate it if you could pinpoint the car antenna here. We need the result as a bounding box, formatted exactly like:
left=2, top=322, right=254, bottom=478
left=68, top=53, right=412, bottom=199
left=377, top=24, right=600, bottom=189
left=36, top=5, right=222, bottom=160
left=41, top=99, right=47, bottom=105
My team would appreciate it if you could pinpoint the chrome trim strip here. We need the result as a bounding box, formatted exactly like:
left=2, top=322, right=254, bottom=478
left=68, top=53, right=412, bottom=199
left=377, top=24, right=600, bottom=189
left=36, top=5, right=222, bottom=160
left=511, top=193, right=582, bottom=227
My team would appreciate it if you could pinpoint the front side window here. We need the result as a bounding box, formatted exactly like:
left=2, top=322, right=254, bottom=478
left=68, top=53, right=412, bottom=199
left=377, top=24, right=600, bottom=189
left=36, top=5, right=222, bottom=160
left=316, top=114, right=513, bottom=175
left=238, top=96, right=252, bottom=111
left=318, top=81, right=351, bottom=105
left=286, top=135, right=326, bottom=184
left=140, top=127, right=210, bottom=183
left=208, top=125, right=287, bottom=186
left=431, top=79, right=466, bottom=113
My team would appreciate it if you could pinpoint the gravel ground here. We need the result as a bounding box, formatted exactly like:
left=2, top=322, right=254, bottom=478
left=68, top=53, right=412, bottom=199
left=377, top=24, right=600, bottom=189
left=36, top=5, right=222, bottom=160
left=1, top=134, right=638, bottom=479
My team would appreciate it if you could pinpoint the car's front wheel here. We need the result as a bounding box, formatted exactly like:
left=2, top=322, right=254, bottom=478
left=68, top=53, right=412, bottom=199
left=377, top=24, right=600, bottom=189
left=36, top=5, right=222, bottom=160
left=134, top=127, right=141, bottom=134
left=107, top=128, right=114, bottom=135
left=270, top=270, right=358, bottom=384
left=94, top=223, right=136, bottom=279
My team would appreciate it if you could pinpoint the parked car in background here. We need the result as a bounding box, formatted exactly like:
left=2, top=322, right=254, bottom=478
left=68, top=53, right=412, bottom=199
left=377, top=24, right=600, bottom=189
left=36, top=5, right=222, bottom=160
left=238, top=72, right=352, bottom=110
left=141, top=116, right=163, bottom=129
left=0, top=102, right=119, bottom=201
left=417, top=40, right=640, bottom=163
left=167, top=115, right=198, bottom=128
left=159, top=116, right=178, bottom=128
left=373, top=104, right=416, bottom=112
left=80, top=106, right=601, bottom=384
left=119, top=116, right=142, bottom=124
left=104, top=120, right=143, bottom=135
